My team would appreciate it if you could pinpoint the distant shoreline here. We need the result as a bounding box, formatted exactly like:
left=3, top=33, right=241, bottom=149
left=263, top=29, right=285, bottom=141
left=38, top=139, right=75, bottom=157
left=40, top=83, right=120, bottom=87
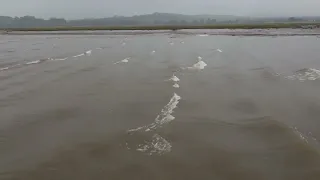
left=1, top=23, right=320, bottom=36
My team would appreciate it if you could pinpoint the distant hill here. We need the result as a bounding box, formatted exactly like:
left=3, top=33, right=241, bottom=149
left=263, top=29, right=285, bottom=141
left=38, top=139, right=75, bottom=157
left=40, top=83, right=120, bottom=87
left=0, top=13, right=319, bottom=28
left=68, top=13, right=247, bottom=26
left=125, top=12, right=244, bottom=22
left=0, top=13, right=248, bottom=28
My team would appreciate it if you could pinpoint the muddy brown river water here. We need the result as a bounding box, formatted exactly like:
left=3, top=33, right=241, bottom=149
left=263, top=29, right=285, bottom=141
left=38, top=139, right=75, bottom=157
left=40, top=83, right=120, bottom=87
left=1, top=30, right=320, bottom=180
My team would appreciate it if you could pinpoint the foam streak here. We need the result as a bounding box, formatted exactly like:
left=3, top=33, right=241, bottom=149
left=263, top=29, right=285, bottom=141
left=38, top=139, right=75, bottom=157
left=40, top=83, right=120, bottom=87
left=128, top=93, right=181, bottom=132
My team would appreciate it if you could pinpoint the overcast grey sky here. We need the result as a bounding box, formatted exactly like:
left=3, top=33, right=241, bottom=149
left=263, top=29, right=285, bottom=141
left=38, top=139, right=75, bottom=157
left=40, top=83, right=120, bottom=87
left=1, top=0, right=319, bottom=19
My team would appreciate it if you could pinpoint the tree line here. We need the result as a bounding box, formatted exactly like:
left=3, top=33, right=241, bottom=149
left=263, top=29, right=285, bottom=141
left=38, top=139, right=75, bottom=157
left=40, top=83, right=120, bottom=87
left=0, top=15, right=219, bottom=28
left=0, top=16, right=67, bottom=28
left=1, top=14, right=319, bottom=28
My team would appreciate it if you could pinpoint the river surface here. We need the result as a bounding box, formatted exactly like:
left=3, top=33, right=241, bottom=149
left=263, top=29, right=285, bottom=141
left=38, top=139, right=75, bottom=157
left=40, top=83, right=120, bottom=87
left=1, top=31, right=320, bottom=180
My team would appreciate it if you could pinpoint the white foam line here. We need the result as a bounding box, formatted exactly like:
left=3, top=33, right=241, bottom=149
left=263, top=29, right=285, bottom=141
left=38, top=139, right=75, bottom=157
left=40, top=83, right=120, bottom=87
left=114, top=57, right=130, bottom=64
left=197, top=34, right=209, bottom=37
left=127, top=126, right=144, bottom=132
left=25, top=60, right=41, bottom=65
left=0, top=64, right=21, bottom=71
left=51, top=57, right=68, bottom=61
left=1, top=63, right=23, bottom=71
left=128, top=93, right=181, bottom=132
left=151, top=50, right=156, bottom=55
left=0, top=67, right=9, bottom=71
left=217, top=49, right=223, bottom=53
left=292, top=127, right=308, bottom=143
left=73, top=53, right=85, bottom=58
left=85, top=50, right=92, bottom=56
left=169, top=42, right=174, bottom=46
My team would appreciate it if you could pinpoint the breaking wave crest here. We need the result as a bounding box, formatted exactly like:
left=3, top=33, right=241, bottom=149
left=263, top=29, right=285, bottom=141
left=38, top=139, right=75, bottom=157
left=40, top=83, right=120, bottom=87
left=128, top=93, right=181, bottom=132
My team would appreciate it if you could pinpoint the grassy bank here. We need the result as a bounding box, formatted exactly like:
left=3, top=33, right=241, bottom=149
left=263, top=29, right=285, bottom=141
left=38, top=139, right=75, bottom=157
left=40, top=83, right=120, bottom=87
left=2, top=23, right=320, bottom=31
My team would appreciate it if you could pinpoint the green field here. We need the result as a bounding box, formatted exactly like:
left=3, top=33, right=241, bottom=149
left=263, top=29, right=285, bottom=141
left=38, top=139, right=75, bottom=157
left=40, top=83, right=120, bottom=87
left=1, top=23, right=320, bottom=31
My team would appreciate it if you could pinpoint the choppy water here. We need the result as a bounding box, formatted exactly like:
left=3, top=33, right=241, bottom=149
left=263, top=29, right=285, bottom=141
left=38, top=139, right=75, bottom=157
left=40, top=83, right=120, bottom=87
left=1, top=31, right=320, bottom=180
